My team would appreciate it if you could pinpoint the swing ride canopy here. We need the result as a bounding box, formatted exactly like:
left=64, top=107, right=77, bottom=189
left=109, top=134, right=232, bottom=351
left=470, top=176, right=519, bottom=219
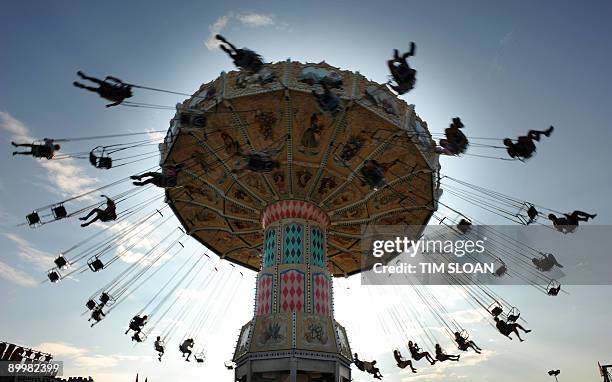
left=161, top=60, right=441, bottom=276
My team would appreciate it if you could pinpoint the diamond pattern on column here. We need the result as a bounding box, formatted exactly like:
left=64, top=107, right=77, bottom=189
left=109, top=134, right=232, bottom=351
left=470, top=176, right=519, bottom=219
left=283, top=223, right=304, bottom=264
left=279, top=269, right=305, bottom=313
left=311, top=227, right=325, bottom=267
left=261, top=200, right=331, bottom=229
left=256, top=273, right=273, bottom=316
left=263, top=228, right=277, bottom=268
left=312, top=273, right=331, bottom=316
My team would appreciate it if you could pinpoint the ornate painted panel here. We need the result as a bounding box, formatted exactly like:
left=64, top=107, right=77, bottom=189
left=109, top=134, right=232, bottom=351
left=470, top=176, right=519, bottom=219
left=256, top=273, right=273, bottom=316
left=312, top=272, right=331, bottom=316
left=263, top=227, right=277, bottom=268
left=310, top=226, right=326, bottom=267
left=282, top=222, right=304, bottom=264
left=279, top=269, right=305, bottom=313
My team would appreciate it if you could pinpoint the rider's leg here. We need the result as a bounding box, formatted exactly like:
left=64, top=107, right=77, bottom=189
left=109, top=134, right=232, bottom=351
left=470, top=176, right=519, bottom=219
left=77, top=71, right=104, bottom=85
left=73, top=82, right=99, bottom=92
left=11, top=143, right=33, bottom=148
left=219, top=45, right=233, bottom=56
left=131, top=172, right=158, bottom=180
left=424, top=352, right=436, bottom=365
left=80, top=209, right=102, bottom=221
left=133, top=178, right=155, bottom=186
left=511, top=328, right=524, bottom=341
left=514, top=323, right=531, bottom=333
left=217, top=36, right=238, bottom=51
left=81, top=213, right=101, bottom=227
left=13, top=150, right=34, bottom=156
left=526, top=130, right=548, bottom=141
left=570, top=211, right=597, bottom=221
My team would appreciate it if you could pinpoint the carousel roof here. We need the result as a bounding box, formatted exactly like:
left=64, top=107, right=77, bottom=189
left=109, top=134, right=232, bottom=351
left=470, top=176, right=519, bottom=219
left=162, top=60, right=441, bottom=276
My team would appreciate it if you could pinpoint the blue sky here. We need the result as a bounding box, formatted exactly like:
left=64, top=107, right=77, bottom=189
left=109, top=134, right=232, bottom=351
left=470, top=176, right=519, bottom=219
left=1, top=1, right=611, bottom=381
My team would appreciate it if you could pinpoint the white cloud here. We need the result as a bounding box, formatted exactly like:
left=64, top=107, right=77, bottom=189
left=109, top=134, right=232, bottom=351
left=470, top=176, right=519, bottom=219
left=33, top=341, right=153, bottom=378
left=40, top=159, right=98, bottom=197
left=236, top=13, right=274, bottom=27
left=73, top=354, right=120, bottom=369
left=398, top=350, right=494, bottom=381
left=3, top=232, right=54, bottom=270
left=145, top=128, right=164, bottom=141
left=448, top=308, right=486, bottom=325
left=205, top=14, right=233, bottom=51
left=0, top=260, right=38, bottom=287
left=0, top=111, right=98, bottom=197
left=0, top=110, right=32, bottom=140
left=205, top=13, right=279, bottom=51
left=35, top=342, right=88, bottom=357
left=101, top=219, right=165, bottom=265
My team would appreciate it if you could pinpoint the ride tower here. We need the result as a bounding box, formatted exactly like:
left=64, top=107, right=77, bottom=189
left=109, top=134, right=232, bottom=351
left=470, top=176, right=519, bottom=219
left=232, top=200, right=352, bottom=382
left=161, top=60, right=440, bottom=381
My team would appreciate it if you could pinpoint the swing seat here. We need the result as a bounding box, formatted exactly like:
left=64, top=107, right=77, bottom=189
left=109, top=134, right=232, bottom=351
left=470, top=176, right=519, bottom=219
left=52, top=205, right=68, bottom=220
left=99, top=292, right=114, bottom=305
left=489, top=302, right=503, bottom=317
left=493, top=264, right=507, bottom=277
left=98, top=157, right=112, bottom=169
left=89, top=152, right=97, bottom=166
left=457, top=219, right=472, bottom=234
left=54, top=255, right=69, bottom=269
left=47, top=269, right=61, bottom=283
left=516, top=203, right=538, bottom=224
left=26, top=211, right=41, bottom=227
left=507, top=307, right=521, bottom=322
left=88, top=258, right=104, bottom=272
left=224, top=361, right=235, bottom=370
left=86, top=299, right=97, bottom=310
left=546, top=280, right=561, bottom=296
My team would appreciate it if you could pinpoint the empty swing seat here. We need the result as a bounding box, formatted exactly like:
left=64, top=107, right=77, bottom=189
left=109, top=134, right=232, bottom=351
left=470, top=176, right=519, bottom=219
left=547, top=281, right=561, bottom=296
left=26, top=211, right=41, bottom=226
left=490, top=306, right=503, bottom=317
left=493, top=264, right=507, bottom=277
left=88, top=258, right=104, bottom=272
left=86, top=299, right=97, bottom=310
left=99, top=292, right=112, bottom=305
left=47, top=270, right=61, bottom=283
left=52, top=205, right=68, bottom=220
left=98, top=157, right=112, bottom=169
left=89, top=152, right=97, bottom=166
left=54, top=255, right=68, bottom=269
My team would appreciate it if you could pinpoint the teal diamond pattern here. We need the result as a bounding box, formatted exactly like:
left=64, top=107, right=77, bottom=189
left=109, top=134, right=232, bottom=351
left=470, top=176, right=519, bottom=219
left=311, top=227, right=325, bottom=267
left=283, top=223, right=304, bottom=264
left=263, top=229, right=276, bottom=268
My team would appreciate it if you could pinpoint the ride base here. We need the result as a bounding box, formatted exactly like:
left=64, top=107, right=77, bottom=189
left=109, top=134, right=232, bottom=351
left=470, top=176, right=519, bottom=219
left=232, top=200, right=352, bottom=382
